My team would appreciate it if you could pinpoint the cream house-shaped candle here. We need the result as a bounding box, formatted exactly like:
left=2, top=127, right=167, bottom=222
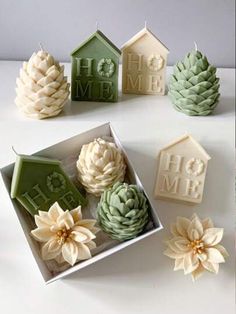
left=121, top=27, right=169, bottom=95
left=154, top=135, right=211, bottom=205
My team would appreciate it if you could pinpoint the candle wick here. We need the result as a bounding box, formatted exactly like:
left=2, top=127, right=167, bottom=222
left=144, top=20, right=147, bottom=29
left=39, top=42, right=44, bottom=51
left=194, top=41, right=198, bottom=51
left=12, top=146, right=19, bottom=155
left=96, top=21, right=99, bottom=31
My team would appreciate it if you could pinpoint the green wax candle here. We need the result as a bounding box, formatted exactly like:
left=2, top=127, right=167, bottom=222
left=71, top=30, right=121, bottom=102
left=11, top=154, right=86, bottom=216
left=168, top=46, right=220, bottom=116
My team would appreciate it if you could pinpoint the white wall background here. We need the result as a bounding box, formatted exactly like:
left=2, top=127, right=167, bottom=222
left=0, top=0, right=235, bottom=67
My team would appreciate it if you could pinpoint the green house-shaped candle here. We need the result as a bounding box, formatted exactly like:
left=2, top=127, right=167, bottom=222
left=11, top=154, right=86, bottom=216
left=71, top=30, right=121, bottom=102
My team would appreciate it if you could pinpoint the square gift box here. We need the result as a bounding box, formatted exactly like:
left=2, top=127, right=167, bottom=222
left=1, top=123, right=163, bottom=284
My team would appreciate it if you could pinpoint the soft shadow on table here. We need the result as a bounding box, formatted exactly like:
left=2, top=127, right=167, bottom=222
left=50, top=92, right=151, bottom=119
left=58, top=100, right=117, bottom=118
left=118, top=92, right=147, bottom=103
left=202, top=143, right=233, bottom=214
left=213, top=96, right=235, bottom=116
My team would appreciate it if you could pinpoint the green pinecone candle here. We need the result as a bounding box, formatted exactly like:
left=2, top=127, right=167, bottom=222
left=168, top=48, right=220, bottom=116
left=97, top=182, right=149, bottom=241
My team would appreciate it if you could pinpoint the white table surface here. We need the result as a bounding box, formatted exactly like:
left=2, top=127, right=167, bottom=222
left=0, top=61, right=235, bottom=314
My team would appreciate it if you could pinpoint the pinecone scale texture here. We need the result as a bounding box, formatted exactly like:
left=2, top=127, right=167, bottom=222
left=15, top=50, right=70, bottom=119
left=97, top=182, right=149, bottom=241
left=168, top=50, right=220, bottom=116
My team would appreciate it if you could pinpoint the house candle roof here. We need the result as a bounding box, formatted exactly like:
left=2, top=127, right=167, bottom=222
left=71, top=30, right=121, bottom=57
left=121, top=27, right=169, bottom=54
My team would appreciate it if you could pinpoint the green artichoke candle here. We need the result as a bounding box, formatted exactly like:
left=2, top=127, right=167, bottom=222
left=97, top=182, right=149, bottom=241
left=168, top=46, right=220, bottom=116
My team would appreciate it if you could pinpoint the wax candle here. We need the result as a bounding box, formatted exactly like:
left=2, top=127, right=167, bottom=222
left=168, top=44, right=220, bottom=115
left=121, top=25, right=169, bottom=95
left=71, top=30, right=121, bottom=102
left=97, top=182, right=150, bottom=241
left=164, top=213, right=228, bottom=281
left=11, top=154, right=86, bottom=216
left=154, top=134, right=211, bottom=205
left=15, top=46, right=70, bottom=119
left=76, top=138, right=126, bottom=196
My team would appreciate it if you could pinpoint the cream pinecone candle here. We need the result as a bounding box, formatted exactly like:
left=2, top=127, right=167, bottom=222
left=77, top=138, right=126, bottom=196
left=15, top=48, right=70, bottom=119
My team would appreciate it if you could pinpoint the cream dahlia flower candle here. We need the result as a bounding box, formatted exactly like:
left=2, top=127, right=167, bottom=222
left=31, top=202, right=99, bottom=266
left=164, top=213, right=228, bottom=281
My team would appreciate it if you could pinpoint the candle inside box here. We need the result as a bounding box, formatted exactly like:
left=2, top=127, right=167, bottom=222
left=10, top=154, right=86, bottom=216
left=71, top=30, right=121, bottom=102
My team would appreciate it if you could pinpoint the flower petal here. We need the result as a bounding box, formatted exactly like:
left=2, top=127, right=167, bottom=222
left=187, top=217, right=203, bottom=241
left=72, top=226, right=96, bottom=243
left=183, top=253, right=199, bottom=274
left=202, top=228, right=224, bottom=246
left=170, top=223, right=179, bottom=237
left=176, top=217, right=191, bottom=237
left=77, top=219, right=96, bottom=229
left=175, top=238, right=191, bottom=252
left=70, top=206, right=82, bottom=223
left=202, top=260, right=219, bottom=274
left=190, top=213, right=200, bottom=221
left=71, top=231, right=88, bottom=242
left=35, top=212, right=53, bottom=227
left=86, top=240, right=97, bottom=250
left=197, top=252, right=207, bottom=262
left=91, top=226, right=100, bottom=234
left=202, top=217, right=214, bottom=230
left=214, top=244, right=229, bottom=258
left=174, top=258, right=184, bottom=271
left=31, top=227, right=54, bottom=242
left=206, top=248, right=225, bottom=263
left=191, top=264, right=205, bottom=281
left=62, top=240, right=78, bottom=266
left=166, top=238, right=183, bottom=253
left=77, top=243, right=92, bottom=260
left=48, top=202, right=64, bottom=221
left=41, top=239, right=61, bottom=260
left=57, top=210, right=74, bottom=229
left=164, top=248, right=185, bottom=259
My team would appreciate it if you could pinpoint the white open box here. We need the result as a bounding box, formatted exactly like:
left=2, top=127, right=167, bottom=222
left=1, top=123, right=163, bottom=284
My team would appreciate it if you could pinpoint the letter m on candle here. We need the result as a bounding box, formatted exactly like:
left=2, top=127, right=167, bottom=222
left=71, top=30, right=121, bottom=102
left=10, top=155, right=86, bottom=216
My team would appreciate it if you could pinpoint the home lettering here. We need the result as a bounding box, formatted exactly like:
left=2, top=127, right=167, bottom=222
left=160, top=153, right=205, bottom=199
left=126, top=53, right=163, bottom=92
left=75, top=57, right=114, bottom=100
left=21, top=172, right=78, bottom=210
